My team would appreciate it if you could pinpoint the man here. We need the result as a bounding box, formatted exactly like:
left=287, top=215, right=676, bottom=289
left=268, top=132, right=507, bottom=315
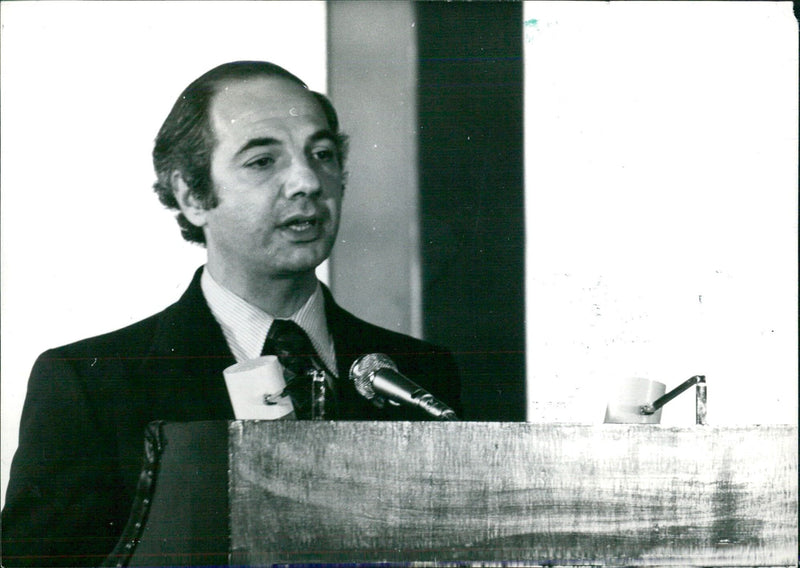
left=2, top=61, right=461, bottom=567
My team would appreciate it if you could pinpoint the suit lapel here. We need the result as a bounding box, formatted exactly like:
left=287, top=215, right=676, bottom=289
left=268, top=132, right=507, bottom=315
left=144, top=268, right=236, bottom=420
left=321, top=285, right=361, bottom=381
left=321, top=286, right=387, bottom=418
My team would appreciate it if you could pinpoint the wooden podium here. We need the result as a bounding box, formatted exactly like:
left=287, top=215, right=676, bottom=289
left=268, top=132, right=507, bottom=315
left=105, top=421, right=797, bottom=567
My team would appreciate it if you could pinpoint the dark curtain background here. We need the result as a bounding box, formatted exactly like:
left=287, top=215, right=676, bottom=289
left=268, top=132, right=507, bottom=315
left=417, top=2, right=526, bottom=421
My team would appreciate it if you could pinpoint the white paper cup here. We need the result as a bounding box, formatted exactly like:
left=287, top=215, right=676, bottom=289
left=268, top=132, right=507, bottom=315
left=223, top=356, right=294, bottom=420
left=604, top=377, right=666, bottom=424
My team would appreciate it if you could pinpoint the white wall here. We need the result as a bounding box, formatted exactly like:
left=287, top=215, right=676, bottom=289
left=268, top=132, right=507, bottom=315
left=524, top=2, right=798, bottom=425
left=0, top=1, right=327, bottom=507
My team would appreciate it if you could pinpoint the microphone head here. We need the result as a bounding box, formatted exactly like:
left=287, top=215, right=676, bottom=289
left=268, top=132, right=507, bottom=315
left=349, top=353, right=398, bottom=401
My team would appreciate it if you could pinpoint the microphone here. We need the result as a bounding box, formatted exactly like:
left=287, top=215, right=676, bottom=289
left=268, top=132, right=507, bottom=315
left=349, top=353, right=459, bottom=421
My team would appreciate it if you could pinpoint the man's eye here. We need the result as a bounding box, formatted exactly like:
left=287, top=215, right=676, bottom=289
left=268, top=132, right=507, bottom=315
left=312, top=149, right=335, bottom=163
left=245, top=156, right=275, bottom=169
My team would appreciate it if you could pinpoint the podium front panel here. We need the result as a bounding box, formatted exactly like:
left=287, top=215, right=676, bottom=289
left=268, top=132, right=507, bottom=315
left=227, top=422, right=797, bottom=565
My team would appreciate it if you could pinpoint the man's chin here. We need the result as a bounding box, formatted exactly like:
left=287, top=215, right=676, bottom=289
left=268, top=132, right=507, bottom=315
left=268, top=249, right=331, bottom=278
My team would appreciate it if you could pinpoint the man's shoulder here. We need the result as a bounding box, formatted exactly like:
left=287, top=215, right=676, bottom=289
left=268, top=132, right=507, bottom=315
left=42, top=269, right=207, bottom=361
left=41, top=308, right=168, bottom=362
left=326, top=295, right=450, bottom=356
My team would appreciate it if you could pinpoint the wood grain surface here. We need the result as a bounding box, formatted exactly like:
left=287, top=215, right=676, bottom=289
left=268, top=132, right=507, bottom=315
left=228, top=422, right=797, bottom=565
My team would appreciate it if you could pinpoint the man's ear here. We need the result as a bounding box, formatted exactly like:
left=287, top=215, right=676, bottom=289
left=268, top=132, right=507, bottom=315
left=172, top=172, right=209, bottom=228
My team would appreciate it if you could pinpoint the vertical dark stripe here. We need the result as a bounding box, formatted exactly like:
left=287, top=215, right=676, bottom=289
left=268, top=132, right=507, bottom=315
left=417, top=2, right=526, bottom=421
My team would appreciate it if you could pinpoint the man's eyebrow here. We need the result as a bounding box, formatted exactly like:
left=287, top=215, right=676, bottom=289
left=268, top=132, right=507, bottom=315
left=307, top=129, right=337, bottom=146
left=234, top=137, right=281, bottom=158
left=234, top=130, right=336, bottom=158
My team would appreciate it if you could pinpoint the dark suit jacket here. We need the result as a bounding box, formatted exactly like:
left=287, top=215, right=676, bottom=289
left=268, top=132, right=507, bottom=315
left=1, top=268, right=461, bottom=567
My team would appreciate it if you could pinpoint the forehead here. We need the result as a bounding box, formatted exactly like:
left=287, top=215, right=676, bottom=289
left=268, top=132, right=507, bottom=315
left=209, top=76, right=329, bottom=140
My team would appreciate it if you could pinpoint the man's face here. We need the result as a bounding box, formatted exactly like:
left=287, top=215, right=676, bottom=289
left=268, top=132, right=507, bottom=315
left=199, top=76, right=344, bottom=283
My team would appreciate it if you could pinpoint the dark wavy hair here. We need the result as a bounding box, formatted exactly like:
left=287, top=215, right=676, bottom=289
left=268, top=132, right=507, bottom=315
left=152, top=61, right=347, bottom=244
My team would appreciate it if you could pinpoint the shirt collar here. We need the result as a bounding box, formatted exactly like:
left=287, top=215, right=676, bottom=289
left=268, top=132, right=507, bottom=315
left=200, top=267, right=336, bottom=373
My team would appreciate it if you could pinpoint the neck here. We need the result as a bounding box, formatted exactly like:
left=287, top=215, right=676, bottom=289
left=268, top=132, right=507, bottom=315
left=205, top=262, right=317, bottom=318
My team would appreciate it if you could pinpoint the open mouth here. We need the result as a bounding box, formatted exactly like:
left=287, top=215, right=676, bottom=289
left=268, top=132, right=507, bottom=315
left=285, top=218, right=317, bottom=232
left=279, top=215, right=324, bottom=241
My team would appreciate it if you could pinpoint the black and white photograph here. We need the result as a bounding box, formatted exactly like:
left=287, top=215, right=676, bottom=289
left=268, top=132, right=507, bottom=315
left=1, top=1, right=797, bottom=566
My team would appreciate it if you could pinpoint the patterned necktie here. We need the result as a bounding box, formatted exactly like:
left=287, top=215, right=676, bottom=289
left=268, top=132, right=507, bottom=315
left=261, top=319, right=335, bottom=420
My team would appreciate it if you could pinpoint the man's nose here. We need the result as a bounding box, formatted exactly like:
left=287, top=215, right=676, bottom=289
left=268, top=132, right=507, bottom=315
left=283, top=157, right=322, bottom=199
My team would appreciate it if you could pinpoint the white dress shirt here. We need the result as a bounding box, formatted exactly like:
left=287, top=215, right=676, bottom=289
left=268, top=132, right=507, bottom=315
left=200, top=267, right=338, bottom=376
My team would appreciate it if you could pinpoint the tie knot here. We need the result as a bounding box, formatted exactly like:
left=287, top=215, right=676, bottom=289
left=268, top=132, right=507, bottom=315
left=265, top=319, right=312, bottom=353
left=262, top=319, right=318, bottom=376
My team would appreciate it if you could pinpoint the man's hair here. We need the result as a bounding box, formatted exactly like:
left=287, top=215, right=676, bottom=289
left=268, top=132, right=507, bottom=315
left=152, top=60, right=347, bottom=244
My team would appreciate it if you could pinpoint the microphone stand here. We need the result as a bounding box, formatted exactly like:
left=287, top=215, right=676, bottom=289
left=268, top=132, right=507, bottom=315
left=639, top=375, right=707, bottom=425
